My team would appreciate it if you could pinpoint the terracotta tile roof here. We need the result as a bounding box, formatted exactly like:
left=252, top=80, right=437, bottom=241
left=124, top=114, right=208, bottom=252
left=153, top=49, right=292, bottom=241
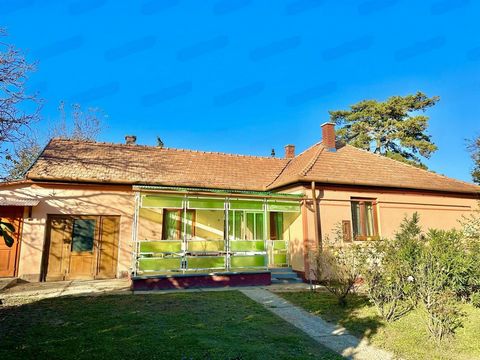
left=26, top=138, right=480, bottom=194
left=0, top=198, right=40, bottom=207
left=26, top=139, right=288, bottom=191
left=267, top=142, right=480, bottom=194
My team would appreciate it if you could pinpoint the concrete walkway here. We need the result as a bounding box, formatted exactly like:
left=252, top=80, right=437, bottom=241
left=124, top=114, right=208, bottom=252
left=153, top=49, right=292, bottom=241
left=240, top=288, right=396, bottom=360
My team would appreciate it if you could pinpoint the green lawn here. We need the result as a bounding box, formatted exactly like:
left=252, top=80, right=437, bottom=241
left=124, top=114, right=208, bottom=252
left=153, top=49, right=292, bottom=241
left=0, top=291, right=341, bottom=360
left=277, top=290, right=480, bottom=360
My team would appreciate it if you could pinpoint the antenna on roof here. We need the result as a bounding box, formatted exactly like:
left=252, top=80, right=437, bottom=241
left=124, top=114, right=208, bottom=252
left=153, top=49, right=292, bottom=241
left=157, top=136, right=164, bottom=148
left=271, top=148, right=275, bottom=157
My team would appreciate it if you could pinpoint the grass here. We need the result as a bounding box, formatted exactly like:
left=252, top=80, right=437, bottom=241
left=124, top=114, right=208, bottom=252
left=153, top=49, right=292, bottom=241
left=277, top=290, right=480, bottom=360
left=0, top=291, right=341, bottom=360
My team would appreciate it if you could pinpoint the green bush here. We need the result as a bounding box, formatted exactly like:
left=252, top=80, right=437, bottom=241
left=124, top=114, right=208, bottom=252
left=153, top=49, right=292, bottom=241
left=423, top=291, right=464, bottom=342
left=310, top=225, right=368, bottom=306
left=471, top=292, right=480, bottom=308
left=415, top=230, right=467, bottom=341
left=361, top=214, right=472, bottom=341
left=424, top=229, right=478, bottom=300
left=361, top=213, right=420, bottom=322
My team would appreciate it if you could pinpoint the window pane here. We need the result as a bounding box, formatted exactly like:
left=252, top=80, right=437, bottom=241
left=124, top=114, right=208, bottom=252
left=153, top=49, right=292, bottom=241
left=255, top=213, right=264, bottom=240
left=163, top=210, right=180, bottom=239
left=228, top=211, right=243, bottom=240
left=269, top=212, right=284, bottom=240
left=143, top=196, right=183, bottom=209
left=267, top=201, right=300, bottom=212
left=351, top=202, right=361, bottom=237
left=245, top=213, right=255, bottom=240
left=188, top=198, right=224, bottom=210
left=276, top=213, right=284, bottom=240
left=183, top=210, right=194, bottom=240
left=230, top=200, right=263, bottom=210
left=72, top=219, right=95, bottom=252
left=235, top=211, right=243, bottom=240
left=193, top=210, right=224, bottom=240
left=228, top=211, right=233, bottom=239
left=365, top=202, right=374, bottom=236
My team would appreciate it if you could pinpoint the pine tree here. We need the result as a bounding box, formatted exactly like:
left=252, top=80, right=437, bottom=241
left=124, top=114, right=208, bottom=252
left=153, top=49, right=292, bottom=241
left=329, top=92, right=439, bottom=168
left=468, top=135, right=480, bottom=184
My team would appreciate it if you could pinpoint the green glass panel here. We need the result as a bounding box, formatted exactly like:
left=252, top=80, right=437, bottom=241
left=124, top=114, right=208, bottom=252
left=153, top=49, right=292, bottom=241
left=231, top=255, right=265, bottom=268
left=184, top=210, right=194, bottom=240
left=273, top=253, right=287, bottom=266
left=72, top=219, right=95, bottom=252
left=138, top=257, right=181, bottom=271
left=142, top=196, right=183, bottom=209
left=246, top=212, right=255, bottom=240
left=140, top=241, right=182, bottom=253
left=186, top=256, right=225, bottom=269
left=234, top=211, right=242, bottom=240
left=267, top=201, right=300, bottom=212
left=188, top=240, right=224, bottom=252
left=230, top=240, right=265, bottom=252
left=230, top=200, right=263, bottom=210
left=255, top=213, right=264, bottom=240
left=164, top=210, right=181, bottom=239
left=276, top=213, right=284, bottom=240
left=188, top=198, right=225, bottom=210
left=273, top=241, right=286, bottom=250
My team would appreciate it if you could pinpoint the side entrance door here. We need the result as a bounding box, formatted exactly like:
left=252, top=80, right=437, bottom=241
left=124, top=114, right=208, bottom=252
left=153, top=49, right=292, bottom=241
left=44, top=215, right=120, bottom=281
left=0, top=206, right=23, bottom=277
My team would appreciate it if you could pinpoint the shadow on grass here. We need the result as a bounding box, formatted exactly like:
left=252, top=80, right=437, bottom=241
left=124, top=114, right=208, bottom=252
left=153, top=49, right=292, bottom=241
left=0, top=291, right=341, bottom=360
left=277, top=289, right=385, bottom=340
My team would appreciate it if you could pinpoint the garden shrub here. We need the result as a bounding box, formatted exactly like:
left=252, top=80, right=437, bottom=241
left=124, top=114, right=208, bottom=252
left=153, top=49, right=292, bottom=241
left=361, top=213, right=421, bottom=322
left=471, top=292, right=480, bottom=308
left=310, top=225, right=368, bottom=306
left=361, top=214, right=470, bottom=340
left=415, top=229, right=467, bottom=341
left=312, top=213, right=479, bottom=342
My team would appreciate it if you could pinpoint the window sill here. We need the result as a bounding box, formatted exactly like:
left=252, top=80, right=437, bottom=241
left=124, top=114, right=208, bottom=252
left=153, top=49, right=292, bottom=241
left=354, top=235, right=380, bottom=241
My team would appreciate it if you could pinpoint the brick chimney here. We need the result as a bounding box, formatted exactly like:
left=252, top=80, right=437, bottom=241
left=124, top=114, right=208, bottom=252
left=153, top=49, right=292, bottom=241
left=321, top=122, right=336, bottom=152
left=125, top=135, right=137, bottom=145
left=284, top=144, right=295, bottom=159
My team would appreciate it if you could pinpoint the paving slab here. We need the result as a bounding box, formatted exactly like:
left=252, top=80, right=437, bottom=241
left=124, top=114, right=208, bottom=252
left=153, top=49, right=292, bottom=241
left=240, top=288, right=397, bottom=360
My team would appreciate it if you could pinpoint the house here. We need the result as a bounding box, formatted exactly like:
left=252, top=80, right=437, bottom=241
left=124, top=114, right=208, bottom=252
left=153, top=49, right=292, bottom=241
left=0, top=123, right=478, bottom=289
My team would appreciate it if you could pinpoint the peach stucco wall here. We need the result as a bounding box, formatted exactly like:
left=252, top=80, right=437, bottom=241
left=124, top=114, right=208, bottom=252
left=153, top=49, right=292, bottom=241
left=283, top=185, right=479, bottom=276
left=1, top=181, right=478, bottom=282
left=317, top=188, right=478, bottom=240
left=0, top=182, right=134, bottom=281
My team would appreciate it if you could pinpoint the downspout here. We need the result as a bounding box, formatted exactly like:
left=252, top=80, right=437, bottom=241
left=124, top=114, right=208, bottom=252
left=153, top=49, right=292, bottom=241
left=131, top=191, right=140, bottom=277
left=311, top=181, right=322, bottom=251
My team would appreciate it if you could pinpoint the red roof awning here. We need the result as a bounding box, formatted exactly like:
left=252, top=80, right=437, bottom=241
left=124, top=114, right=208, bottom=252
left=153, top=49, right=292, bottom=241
left=0, top=198, right=40, bottom=207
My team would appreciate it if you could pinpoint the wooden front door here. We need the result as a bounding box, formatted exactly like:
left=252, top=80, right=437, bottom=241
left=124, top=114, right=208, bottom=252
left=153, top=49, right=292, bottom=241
left=44, top=215, right=120, bottom=281
left=96, top=216, right=120, bottom=279
left=0, top=206, right=23, bottom=277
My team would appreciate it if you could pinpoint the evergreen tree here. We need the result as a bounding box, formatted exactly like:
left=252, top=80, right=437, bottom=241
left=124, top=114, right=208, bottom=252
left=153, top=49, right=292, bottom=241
left=329, top=92, right=439, bottom=168
left=468, top=135, right=480, bottom=184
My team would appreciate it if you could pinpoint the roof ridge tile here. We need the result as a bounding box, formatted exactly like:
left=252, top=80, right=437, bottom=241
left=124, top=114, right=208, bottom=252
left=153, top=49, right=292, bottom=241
left=300, top=145, right=324, bottom=177
left=346, top=144, right=478, bottom=187
left=49, top=138, right=286, bottom=161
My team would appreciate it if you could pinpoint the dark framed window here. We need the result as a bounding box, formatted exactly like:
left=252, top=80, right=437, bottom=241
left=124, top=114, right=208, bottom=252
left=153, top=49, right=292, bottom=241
left=72, top=219, right=96, bottom=252
left=351, top=199, right=379, bottom=240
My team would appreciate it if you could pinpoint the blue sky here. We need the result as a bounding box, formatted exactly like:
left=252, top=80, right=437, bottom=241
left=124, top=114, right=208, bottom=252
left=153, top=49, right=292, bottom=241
left=2, top=0, right=479, bottom=182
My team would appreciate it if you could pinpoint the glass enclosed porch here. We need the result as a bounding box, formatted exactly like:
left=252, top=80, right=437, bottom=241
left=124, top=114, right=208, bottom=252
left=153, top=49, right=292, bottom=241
left=132, top=192, right=301, bottom=276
